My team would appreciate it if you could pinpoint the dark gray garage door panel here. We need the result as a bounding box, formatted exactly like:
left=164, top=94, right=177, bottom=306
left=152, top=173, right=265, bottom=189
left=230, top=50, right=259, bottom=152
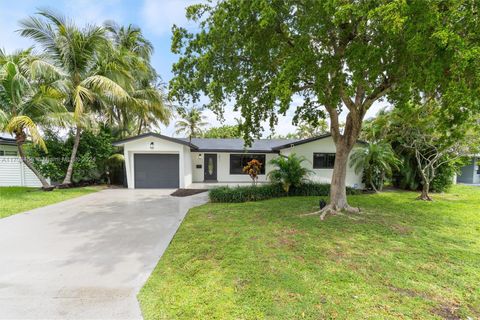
left=134, top=154, right=179, bottom=188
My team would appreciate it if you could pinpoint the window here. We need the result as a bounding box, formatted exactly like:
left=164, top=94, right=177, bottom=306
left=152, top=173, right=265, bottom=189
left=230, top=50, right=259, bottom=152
left=230, top=154, right=266, bottom=174
left=0, top=150, right=17, bottom=156
left=313, top=153, right=335, bottom=169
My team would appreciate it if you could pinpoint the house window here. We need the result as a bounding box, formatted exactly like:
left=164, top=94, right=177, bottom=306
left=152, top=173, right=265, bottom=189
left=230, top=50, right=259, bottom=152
left=0, top=150, right=17, bottom=156
left=230, top=154, right=266, bottom=174
left=313, top=153, right=335, bottom=169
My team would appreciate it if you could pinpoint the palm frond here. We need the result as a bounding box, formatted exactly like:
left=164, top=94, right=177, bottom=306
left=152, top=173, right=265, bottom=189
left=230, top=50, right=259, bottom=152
left=6, top=115, right=46, bottom=151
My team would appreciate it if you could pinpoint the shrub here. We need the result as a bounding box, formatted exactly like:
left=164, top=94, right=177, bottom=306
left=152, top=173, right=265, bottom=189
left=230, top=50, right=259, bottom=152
left=243, top=159, right=262, bottom=185
left=28, top=126, right=115, bottom=183
left=268, top=153, right=312, bottom=193
left=209, top=182, right=360, bottom=203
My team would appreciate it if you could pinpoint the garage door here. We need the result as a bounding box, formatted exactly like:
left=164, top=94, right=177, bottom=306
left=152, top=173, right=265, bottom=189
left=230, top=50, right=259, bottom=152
left=134, top=154, right=179, bottom=188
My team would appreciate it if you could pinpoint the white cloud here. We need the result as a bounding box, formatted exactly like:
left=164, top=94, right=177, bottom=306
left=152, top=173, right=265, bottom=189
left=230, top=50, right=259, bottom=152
left=141, top=0, right=198, bottom=36
left=62, top=0, right=125, bottom=25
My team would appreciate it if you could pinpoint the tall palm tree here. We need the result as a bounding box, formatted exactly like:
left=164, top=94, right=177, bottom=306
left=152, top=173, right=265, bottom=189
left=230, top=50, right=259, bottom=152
left=0, top=49, right=67, bottom=189
left=174, top=107, right=208, bottom=141
left=103, top=21, right=171, bottom=138
left=19, top=9, right=131, bottom=185
left=349, top=142, right=401, bottom=192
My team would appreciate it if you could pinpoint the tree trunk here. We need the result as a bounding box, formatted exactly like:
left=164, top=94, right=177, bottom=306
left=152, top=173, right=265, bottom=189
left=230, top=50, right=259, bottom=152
left=418, top=180, right=432, bottom=201
left=329, top=143, right=353, bottom=209
left=137, top=119, right=144, bottom=136
left=62, top=126, right=82, bottom=185
left=15, top=137, right=51, bottom=189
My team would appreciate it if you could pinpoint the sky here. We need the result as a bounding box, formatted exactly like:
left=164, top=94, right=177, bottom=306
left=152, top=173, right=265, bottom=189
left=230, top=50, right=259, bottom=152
left=0, top=0, right=385, bottom=137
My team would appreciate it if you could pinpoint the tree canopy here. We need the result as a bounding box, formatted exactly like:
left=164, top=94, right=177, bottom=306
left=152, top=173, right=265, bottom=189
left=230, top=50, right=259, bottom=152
left=202, top=124, right=242, bottom=138
left=170, top=0, right=480, bottom=213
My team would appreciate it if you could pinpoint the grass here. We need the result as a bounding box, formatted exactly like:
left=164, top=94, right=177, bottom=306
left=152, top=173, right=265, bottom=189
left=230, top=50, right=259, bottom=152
left=139, top=185, right=480, bottom=319
left=0, top=186, right=101, bottom=219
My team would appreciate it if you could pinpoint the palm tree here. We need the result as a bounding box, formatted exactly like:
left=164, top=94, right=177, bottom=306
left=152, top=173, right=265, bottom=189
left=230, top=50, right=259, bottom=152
left=349, top=142, right=401, bottom=192
left=174, top=107, right=208, bottom=141
left=103, top=21, right=171, bottom=138
left=268, top=153, right=312, bottom=193
left=0, top=49, right=67, bottom=189
left=19, top=9, right=131, bottom=185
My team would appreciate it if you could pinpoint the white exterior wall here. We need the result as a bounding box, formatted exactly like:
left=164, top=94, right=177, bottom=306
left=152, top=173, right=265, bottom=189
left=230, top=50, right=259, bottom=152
left=0, top=156, right=45, bottom=187
left=122, top=136, right=190, bottom=188
left=191, top=152, right=277, bottom=183
left=183, top=146, right=193, bottom=186
left=279, top=136, right=364, bottom=188
left=191, top=152, right=204, bottom=182
left=120, top=135, right=363, bottom=189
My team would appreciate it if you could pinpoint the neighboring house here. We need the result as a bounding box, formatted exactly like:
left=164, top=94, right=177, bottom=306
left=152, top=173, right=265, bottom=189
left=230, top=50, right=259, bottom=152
left=0, top=133, right=45, bottom=187
left=113, top=132, right=364, bottom=189
left=457, top=156, right=480, bottom=184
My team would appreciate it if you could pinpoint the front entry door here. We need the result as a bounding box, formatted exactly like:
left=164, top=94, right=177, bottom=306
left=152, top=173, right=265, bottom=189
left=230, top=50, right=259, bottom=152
left=204, top=153, right=217, bottom=181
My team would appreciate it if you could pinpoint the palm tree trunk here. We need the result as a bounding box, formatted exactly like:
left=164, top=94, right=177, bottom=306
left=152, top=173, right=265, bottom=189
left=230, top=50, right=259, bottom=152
left=137, top=119, right=144, bottom=136
left=62, top=126, right=82, bottom=185
left=15, top=137, right=51, bottom=189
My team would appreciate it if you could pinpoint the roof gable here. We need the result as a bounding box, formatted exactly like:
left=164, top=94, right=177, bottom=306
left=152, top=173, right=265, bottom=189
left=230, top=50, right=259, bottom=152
left=112, top=133, right=197, bottom=148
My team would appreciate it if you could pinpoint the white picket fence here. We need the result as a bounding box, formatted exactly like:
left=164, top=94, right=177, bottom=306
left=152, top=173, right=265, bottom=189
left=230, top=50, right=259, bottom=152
left=0, top=156, right=46, bottom=187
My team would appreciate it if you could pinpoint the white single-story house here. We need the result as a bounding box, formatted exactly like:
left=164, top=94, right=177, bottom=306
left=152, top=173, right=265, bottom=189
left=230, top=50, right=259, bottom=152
left=0, top=133, right=44, bottom=187
left=113, top=132, right=364, bottom=189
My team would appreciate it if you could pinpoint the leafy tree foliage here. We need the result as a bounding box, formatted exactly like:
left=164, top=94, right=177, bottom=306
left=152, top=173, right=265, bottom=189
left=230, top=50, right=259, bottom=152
left=363, top=103, right=479, bottom=199
left=350, top=143, right=400, bottom=192
left=18, top=10, right=169, bottom=185
left=28, top=127, right=115, bottom=183
left=202, top=124, right=241, bottom=138
left=170, top=0, right=480, bottom=214
left=295, top=120, right=328, bottom=139
left=0, top=49, right=67, bottom=189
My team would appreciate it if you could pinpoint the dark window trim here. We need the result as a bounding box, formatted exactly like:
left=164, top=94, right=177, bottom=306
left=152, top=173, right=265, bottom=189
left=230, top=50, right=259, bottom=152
left=229, top=154, right=266, bottom=175
left=313, top=153, right=336, bottom=169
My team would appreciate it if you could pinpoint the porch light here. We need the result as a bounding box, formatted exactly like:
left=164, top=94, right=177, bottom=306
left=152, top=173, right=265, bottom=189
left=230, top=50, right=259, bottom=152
left=150, top=142, right=154, bottom=150
left=198, top=153, right=202, bottom=159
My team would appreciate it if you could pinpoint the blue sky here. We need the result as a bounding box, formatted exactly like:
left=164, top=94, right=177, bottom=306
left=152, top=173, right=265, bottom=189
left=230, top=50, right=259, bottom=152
left=0, top=0, right=384, bottom=137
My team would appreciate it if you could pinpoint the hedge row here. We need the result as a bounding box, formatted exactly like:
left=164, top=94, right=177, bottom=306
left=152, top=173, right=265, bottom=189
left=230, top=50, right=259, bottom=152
left=209, top=183, right=360, bottom=203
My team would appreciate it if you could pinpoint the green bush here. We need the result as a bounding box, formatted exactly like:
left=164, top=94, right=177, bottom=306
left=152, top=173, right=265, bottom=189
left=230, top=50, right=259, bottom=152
left=28, top=126, right=116, bottom=183
left=209, top=182, right=360, bottom=203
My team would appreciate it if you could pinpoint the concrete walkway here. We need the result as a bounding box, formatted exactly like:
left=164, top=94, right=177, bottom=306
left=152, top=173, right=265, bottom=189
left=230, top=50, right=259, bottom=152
left=0, top=189, right=208, bottom=319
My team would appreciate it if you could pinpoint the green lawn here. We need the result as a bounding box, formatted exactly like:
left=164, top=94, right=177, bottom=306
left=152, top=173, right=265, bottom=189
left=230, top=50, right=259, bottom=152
left=0, top=186, right=100, bottom=219
left=139, top=185, right=480, bottom=319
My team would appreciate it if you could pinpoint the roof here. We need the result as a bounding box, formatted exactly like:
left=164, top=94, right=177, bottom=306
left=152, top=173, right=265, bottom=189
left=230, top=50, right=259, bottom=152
left=271, top=133, right=332, bottom=150
left=112, top=132, right=198, bottom=149
left=113, top=132, right=300, bottom=153
left=0, top=132, right=16, bottom=146
left=179, top=138, right=300, bottom=153
left=112, top=132, right=351, bottom=153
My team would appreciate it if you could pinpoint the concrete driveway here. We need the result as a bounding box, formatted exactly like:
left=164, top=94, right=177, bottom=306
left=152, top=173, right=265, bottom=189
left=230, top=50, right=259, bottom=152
left=0, top=189, right=208, bottom=319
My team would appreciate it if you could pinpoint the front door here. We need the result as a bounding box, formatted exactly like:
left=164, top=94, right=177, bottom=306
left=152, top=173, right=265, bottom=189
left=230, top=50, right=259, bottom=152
left=204, top=153, right=217, bottom=181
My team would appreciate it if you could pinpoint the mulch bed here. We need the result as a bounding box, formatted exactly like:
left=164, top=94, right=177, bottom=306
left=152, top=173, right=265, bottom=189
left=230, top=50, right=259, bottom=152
left=171, top=189, right=208, bottom=197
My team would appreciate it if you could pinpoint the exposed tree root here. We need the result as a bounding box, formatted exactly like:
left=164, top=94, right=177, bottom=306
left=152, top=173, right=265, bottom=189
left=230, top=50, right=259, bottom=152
left=303, top=204, right=361, bottom=220
left=417, top=194, right=433, bottom=201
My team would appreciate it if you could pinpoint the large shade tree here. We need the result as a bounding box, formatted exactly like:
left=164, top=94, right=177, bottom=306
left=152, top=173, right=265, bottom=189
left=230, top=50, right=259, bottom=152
left=19, top=10, right=131, bottom=185
left=170, top=0, right=480, bottom=216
